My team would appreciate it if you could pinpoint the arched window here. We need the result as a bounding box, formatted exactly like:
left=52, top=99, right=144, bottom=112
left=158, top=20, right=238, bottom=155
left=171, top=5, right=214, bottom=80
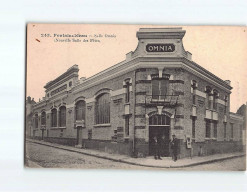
left=41, top=111, right=46, bottom=126
left=75, top=100, right=86, bottom=121
left=51, top=108, right=57, bottom=127
left=34, top=113, right=38, bottom=128
left=149, top=114, right=170, bottom=126
left=59, top=106, right=66, bottom=127
left=95, top=93, right=110, bottom=124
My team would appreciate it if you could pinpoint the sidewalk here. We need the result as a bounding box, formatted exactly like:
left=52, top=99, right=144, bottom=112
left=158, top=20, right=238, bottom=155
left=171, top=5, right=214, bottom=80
left=26, top=138, right=245, bottom=168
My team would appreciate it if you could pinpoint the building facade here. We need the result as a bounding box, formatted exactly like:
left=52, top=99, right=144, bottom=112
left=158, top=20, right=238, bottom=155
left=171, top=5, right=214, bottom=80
left=27, top=28, right=244, bottom=158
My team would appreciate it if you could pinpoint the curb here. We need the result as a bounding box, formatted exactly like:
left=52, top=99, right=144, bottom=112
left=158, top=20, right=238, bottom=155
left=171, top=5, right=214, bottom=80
left=26, top=139, right=245, bottom=169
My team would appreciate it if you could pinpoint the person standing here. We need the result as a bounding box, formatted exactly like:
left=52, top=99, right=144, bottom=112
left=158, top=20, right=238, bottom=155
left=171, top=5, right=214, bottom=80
left=160, top=135, right=166, bottom=157
left=153, top=136, right=162, bottom=160
left=170, top=134, right=179, bottom=161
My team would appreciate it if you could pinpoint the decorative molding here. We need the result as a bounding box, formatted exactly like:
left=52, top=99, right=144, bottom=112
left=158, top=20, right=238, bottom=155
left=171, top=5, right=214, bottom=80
left=217, top=99, right=225, bottom=106
left=135, top=115, right=146, bottom=118
left=195, top=90, right=206, bottom=98
left=135, top=91, right=146, bottom=95
left=136, top=80, right=151, bottom=84
left=87, top=105, right=93, bottom=110
left=113, top=98, right=123, bottom=105
left=66, top=103, right=74, bottom=108
left=169, top=80, right=184, bottom=84
left=175, top=115, right=184, bottom=119
left=134, top=126, right=146, bottom=129
left=110, top=88, right=125, bottom=97
left=86, top=97, right=95, bottom=104
left=174, top=126, right=184, bottom=130
left=173, top=91, right=184, bottom=95
left=70, top=57, right=231, bottom=98
left=157, top=106, right=163, bottom=115
left=136, top=68, right=146, bottom=72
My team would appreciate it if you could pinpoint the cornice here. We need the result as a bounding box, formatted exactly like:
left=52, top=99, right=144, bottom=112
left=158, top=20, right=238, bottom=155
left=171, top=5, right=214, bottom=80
left=71, top=56, right=232, bottom=94
left=44, top=66, right=79, bottom=90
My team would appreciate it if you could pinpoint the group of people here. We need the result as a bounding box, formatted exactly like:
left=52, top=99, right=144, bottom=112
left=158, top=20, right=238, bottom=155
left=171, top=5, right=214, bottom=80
left=152, top=134, right=179, bottom=161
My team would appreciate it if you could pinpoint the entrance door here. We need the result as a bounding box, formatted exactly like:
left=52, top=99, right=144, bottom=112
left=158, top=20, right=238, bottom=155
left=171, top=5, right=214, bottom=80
left=41, top=130, right=44, bottom=140
left=76, top=126, right=82, bottom=146
left=149, top=114, right=171, bottom=156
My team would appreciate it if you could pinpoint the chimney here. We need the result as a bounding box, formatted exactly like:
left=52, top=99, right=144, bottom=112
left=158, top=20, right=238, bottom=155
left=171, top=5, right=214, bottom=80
left=225, top=80, right=231, bottom=86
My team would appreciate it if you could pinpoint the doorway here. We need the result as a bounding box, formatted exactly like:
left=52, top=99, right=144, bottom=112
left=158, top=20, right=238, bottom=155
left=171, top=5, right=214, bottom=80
left=41, top=130, right=44, bottom=140
left=76, top=126, right=82, bottom=146
left=149, top=114, right=171, bottom=156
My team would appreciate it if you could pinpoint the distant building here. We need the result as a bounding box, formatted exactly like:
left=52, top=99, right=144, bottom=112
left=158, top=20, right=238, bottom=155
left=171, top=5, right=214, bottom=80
left=25, top=96, right=36, bottom=138
left=236, top=104, right=247, bottom=146
left=27, top=28, right=244, bottom=158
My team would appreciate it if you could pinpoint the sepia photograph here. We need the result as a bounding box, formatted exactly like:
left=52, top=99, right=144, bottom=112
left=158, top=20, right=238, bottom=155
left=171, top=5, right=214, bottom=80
left=25, top=24, right=246, bottom=171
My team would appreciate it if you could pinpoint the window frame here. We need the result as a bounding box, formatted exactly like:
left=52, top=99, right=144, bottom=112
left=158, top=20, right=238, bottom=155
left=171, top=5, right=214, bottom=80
left=75, top=100, right=86, bottom=121
left=192, top=117, right=196, bottom=139
left=41, top=111, right=46, bottom=126
left=95, top=93, right=110, bottom=124
left=125, top=80, right=130, bottom=103
left=151, top=77, right=169, bottom=99
left=213, top=121, right=217, bottom=139
left=125, top=115, right=130, bottom=137
left=205, top=120, right=211, bottom=138
left=51, top=108, right=57, bottom=127
left=59, top=106, right=66, bottom=127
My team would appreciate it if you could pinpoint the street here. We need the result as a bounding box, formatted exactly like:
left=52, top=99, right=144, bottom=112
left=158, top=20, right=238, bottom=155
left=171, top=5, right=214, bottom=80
left=25, top=141, right=246, bottom=171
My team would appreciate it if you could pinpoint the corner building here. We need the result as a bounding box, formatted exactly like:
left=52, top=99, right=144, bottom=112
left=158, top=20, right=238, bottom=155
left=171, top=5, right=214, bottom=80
left=30, top=28, right=244, bottom=158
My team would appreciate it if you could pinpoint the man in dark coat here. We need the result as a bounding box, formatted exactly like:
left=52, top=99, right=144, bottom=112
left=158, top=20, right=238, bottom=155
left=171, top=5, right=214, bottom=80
left=153, top=136, right=162, bottom=160
left=170, top=134, right=179, bottom=161
left=160, top=135, right=166, bottom=157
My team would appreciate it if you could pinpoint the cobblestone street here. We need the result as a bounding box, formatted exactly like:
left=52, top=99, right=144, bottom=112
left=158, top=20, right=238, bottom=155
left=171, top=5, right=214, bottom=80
left=25, top=141, right=246, bottom=171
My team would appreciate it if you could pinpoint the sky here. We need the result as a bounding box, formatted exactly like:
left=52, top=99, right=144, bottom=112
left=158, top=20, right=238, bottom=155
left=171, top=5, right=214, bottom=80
left=27, top=24, right=247, bottom=113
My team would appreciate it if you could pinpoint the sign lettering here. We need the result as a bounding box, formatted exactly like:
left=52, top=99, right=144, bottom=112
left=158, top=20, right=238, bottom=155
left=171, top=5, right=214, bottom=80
left=146, top=44, right=175, bottom=52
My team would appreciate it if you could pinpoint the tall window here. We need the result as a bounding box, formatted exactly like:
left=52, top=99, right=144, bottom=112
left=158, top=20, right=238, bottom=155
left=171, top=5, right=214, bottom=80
left=213, top=121, right=217, bottom=138
left=152, top=78, right=169, bottom=99
left=192, top=117, right=196, bottom=139
left=205, top=86, right=212, bottom=109
left=224, top=122, right=227, bottom=140
left=59, top=106, right=66, bottom=127
left=75, top=100, right=86, bottom=121
left=230, top=123, right=234, bottom=140
left=191, top=80, right=197, bottom=105
left=35, top=113, right=38, bottom=128
left=41, top=111, right=46, bottom=126
left=205, top=120, right=211, bottom=138
left=51, top=108, right=57, bottom=127
left=224, top=95, right=228, bottom=114
left=125, top=115, right=130, bottom=137
left=213, top=90, right=218, bottom=110
left=125, top=81, right=130, bottom=103
left=95, top=93, right=110, bottom=124
left=193, top=95, right=196, bottom=105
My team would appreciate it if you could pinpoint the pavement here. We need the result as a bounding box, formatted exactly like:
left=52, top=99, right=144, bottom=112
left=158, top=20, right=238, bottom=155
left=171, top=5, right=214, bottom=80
left=26, top=138, right=246, bottom=168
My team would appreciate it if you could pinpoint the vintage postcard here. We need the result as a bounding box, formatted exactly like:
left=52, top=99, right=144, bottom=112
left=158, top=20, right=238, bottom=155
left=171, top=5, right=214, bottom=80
left=25, top=24, right=246, bottom=170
